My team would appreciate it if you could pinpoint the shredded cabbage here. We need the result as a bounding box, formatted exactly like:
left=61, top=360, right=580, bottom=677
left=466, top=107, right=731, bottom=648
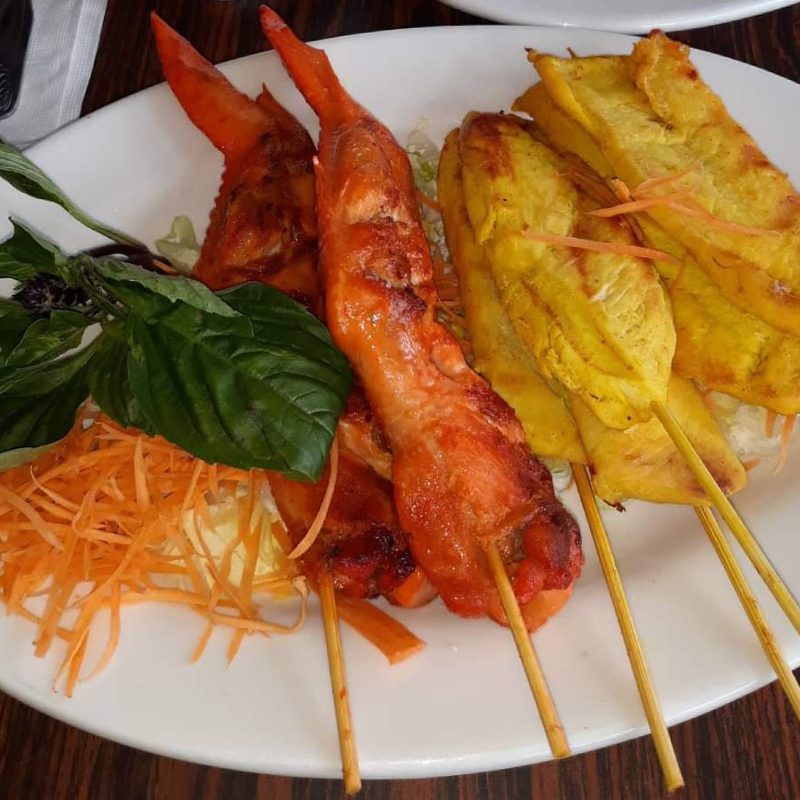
left=707, top=391, right=787, bottom=461
left=407, top=123, right=448, bottom=258
left=155, top=215, right=201, bottom=274
left=181, top=483, right=284, bottom=588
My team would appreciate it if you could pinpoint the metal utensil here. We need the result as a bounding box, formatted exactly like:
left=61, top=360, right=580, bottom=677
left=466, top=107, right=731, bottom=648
left=0, top=0, right=33, bottom=119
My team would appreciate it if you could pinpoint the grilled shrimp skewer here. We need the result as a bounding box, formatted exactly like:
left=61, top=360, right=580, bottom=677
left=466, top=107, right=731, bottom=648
left=152, top=12, right=433, bottom=609
left=152, top=16, right=435, bottom=791
left=260, top=7, right=582, bottom=756
left=260, top=5, right=581, bottom=630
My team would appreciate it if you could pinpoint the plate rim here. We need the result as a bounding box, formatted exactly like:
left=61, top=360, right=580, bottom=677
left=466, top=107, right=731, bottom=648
left=1, top=23, right=799, bottom=780
left=439, top=0, right=795, bottom=33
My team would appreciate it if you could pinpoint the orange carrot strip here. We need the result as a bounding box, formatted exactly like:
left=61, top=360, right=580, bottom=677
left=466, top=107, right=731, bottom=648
left=633, top=163, right=700, bottom=196
left=416, top=190, right=442, bottom=213
left=227, top=629, right=246, bottom=665
left=0, top=485, right=63, bottom=550
left=191, top=621, right=215, bottom=663
left=774, top=414, right=796, bottom=475
left=65, top=634, right=88, bottom=698
left=522, top=230, right=678, bottom=263
left=335, top=594, right=425, bottom=665
left=289, top=437, right=339, bottom=559
left=88, top=582, right=122, bottom=679
left=587, top=192, right=688, bottom=218
left=29, top=475, right=81, bottom=512
left=666, top=201, right=777, bottom=236
left=765, top=409, right=778, bottom=438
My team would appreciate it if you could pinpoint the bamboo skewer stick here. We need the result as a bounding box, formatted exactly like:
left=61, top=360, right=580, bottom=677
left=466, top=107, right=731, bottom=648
left=694, top=507, right=800, bottom=720
left=318, top=569, right=361, bottom=795
left=573, top=464, right=684, bottom=792
left=486, top=542, right=571, bottom=758
left=652, top=401, right=800, bottom=635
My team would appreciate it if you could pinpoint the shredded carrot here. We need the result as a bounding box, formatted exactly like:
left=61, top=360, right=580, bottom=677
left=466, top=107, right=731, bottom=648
left=665, top=201, right=777, bottom=236
left=742, top=458, right=762, bottom=472
left=633, top=163, right=700, bottom=196
left=587, top=192, right=689, bottom=218
left=522, top=230, right=678, bottom=263
left=0, top=410, right=424, bottom=688
left=88, top=582, right=122, bottom=679
left=191, top=621, right=215, bottom=663
left=765, top=409, right=778, bottom=438
left=289, top=437, right=339, bottom=559
left=774, top=414, right=796, bottom=475
left=0, top=485, right=63, bottom=550
left=416, top=190, right=441, bottom=214
left=609, top=166, right=776, bottom=236
left=335, top=594, right=425, bottom=665
left=0, top=410, right=303, bottom=693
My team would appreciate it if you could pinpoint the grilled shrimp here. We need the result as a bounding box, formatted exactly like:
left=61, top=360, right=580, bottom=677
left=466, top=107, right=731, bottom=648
left=152, top=13, right=433, bottom=604
left=260, top=8, right=583, bottom=628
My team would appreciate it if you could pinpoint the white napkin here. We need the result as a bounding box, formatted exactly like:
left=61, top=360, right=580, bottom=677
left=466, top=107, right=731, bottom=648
left=0, top=0, right=108, bottom=149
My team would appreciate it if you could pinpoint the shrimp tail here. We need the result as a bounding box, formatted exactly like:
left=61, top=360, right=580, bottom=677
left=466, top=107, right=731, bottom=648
left=151, top=12, right=270, bottom=161
left=259, top=5, right=358, bottom=125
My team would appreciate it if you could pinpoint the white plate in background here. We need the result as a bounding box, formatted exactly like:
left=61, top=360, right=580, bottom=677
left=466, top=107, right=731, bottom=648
left=441, top=0, right=794, bottom=33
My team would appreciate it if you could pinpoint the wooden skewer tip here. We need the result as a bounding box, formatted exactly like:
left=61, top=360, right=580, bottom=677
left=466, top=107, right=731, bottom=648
left=318, top=570, right=361, bottom=794
left=694, top=507, right=800, bottom=722
left=573, top=465, right=684, bottom=792
left=486, top=542, right=571, bottom=759
left=652, top=400, right=800, bottom=637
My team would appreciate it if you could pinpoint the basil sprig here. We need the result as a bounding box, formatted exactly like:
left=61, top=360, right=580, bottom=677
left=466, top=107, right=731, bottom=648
left=0, top=143, right=351, bottom=481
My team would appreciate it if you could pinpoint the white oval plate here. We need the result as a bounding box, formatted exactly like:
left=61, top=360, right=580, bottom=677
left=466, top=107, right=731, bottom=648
left=0, top=26, right=798, bottom=780
left=441, top=0, right=794, bottom=33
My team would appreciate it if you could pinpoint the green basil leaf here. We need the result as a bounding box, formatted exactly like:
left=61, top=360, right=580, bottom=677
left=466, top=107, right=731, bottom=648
left=5, top=310, right=89, bottom=367
left=89, top=256, right=239, bottom=318
left=0, top=142, right=141, bottom=247
left=0, top=345, right=94, bottom=453
left=125, top=286, right=351, bottom=480
left=0, top=218, right=68, bottom=281
left=0, top=298, right=32, bottom=360
left=88, top=325, right=153, bottom=433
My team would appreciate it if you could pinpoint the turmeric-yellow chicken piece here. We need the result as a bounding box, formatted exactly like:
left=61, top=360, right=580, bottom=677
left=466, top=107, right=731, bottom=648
left=572, top=374, right=746, bottom=505
left=439, top=114, right=745, bottom=504
left=458, top=111, right=675, bottom=430
left=438, top=130, right=585, bottom=462
left=532, top=33, right=800, bottom=339
left=516, top=80, right=800, bottom=414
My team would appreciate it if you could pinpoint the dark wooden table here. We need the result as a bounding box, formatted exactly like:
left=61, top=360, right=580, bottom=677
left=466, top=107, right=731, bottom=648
left=2, top=1, right=800, bottom=798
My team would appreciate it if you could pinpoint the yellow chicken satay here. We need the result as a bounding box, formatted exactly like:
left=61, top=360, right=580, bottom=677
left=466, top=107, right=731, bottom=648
left=532, top=33, right=800, bottom=339
left=518, top=77, right=800, bottom=414
left=437, top=129, right=585, bottom=462
left=572, top=374, right=746, bottom=505
left=458, top=111, right=674, bottom=430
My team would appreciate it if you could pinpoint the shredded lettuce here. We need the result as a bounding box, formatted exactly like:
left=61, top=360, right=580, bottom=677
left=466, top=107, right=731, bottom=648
left=180, top=483, right=283, bottom=588
left=708, top=391, right=785, bottom=461
left=155, top=215, right=201, bottom=274
left=541, top=458, right=573, bottom=494
left=407, top=123, right=448, bottom=258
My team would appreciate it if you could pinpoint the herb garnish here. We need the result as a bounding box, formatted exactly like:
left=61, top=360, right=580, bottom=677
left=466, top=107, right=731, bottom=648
left=0, top=142, right=351, bottom=481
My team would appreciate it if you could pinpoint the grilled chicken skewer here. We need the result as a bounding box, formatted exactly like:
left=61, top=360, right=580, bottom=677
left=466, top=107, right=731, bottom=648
left=260, top=6, right=582, bottom=757
left=533, top=34, right=800, bottom=340
left=513, top=47, right=800, bottom=635
left=438, top=129, right=683, bottom=789
left=439, top=59, right=800, bottom=737
left=515, top=78, right=800, bottom=415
